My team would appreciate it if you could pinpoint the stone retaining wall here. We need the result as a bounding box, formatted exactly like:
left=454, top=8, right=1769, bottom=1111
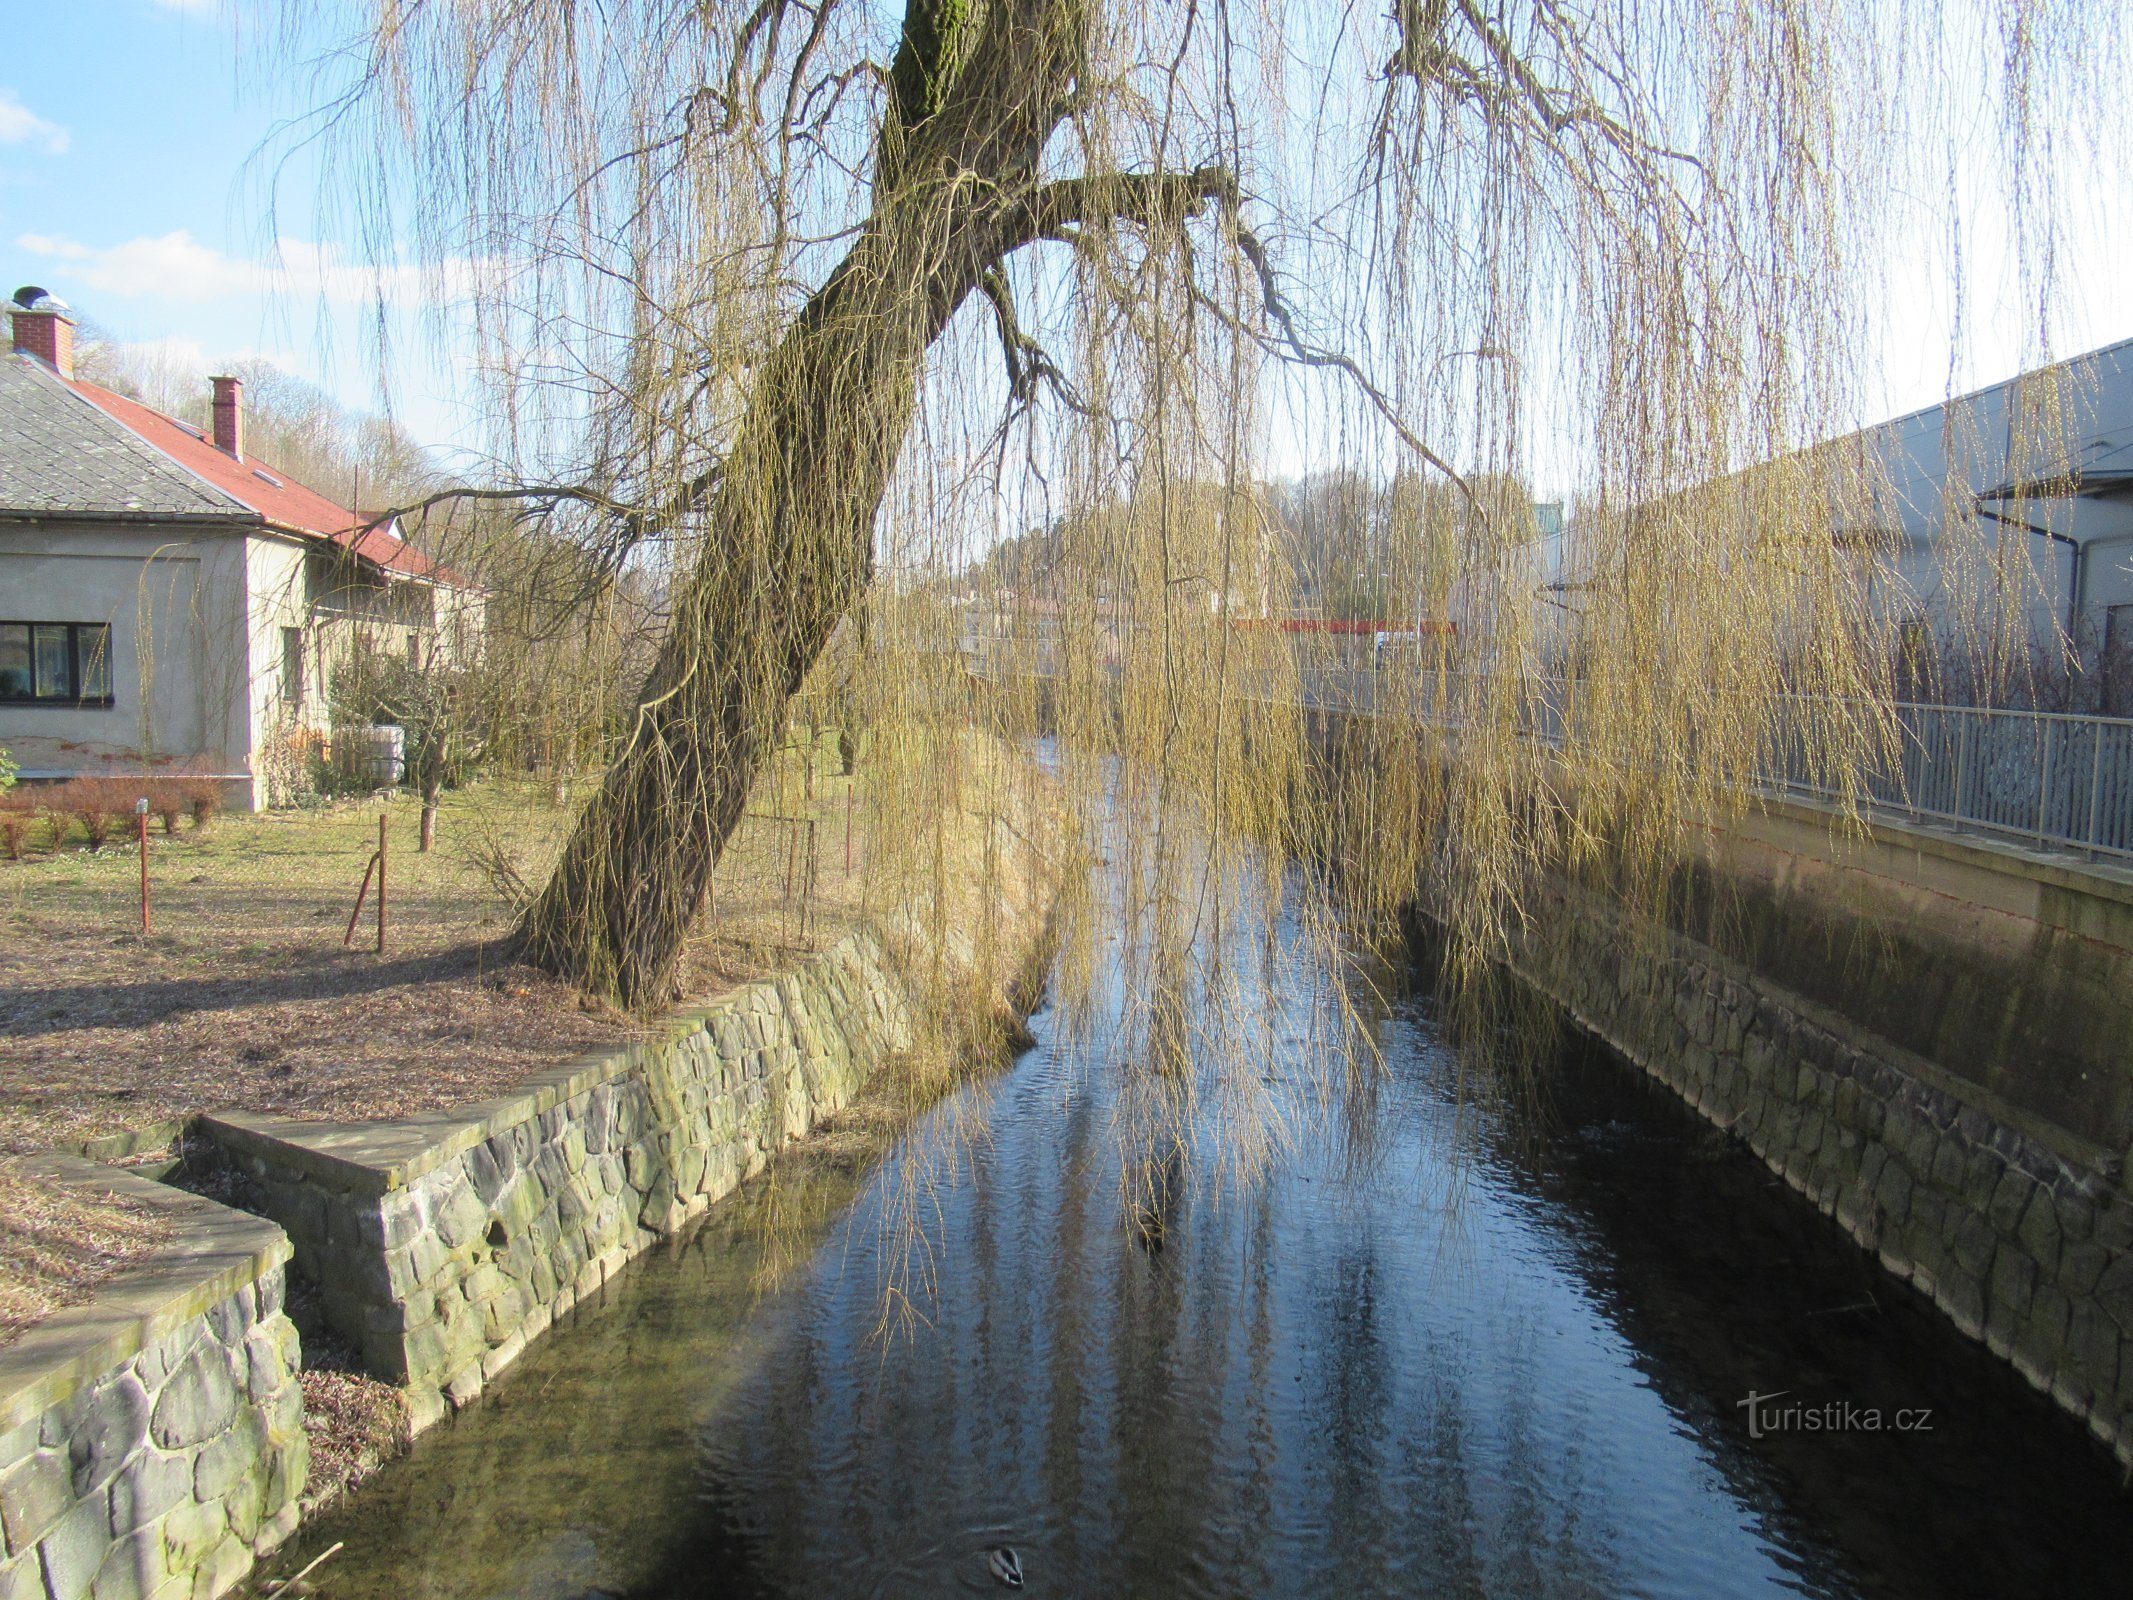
left=200, top=929, right=915, bottom=1431
left=1509, top=878, right=2133, bottom=1467
left=0, top=1160, right=304, bottom=1600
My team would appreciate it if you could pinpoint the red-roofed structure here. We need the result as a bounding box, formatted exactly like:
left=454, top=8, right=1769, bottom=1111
left=0, top=294, right=483, bottom=809
left=61, top=373, right=468, bottom=589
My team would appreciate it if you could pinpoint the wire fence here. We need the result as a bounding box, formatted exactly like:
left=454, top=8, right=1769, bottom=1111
left=0, top=748, right=863, bottom=971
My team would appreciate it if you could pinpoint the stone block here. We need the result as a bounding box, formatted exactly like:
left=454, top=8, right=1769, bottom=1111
left=2095, top=1250, right=2133, bottom=1335
left=39, top=1493, right=109, bottom=1600
left=220, top=1465, right=269, bottom=1546
left=2055, top=1191, right=2095, bottom=1246
left=128, top=1329, right=194, bottom=1398
left=186, top=1535, right=251, bottom=1600
left=2017, top=1187, right=2062, bottom=1279
left=1949, top=1213, right=1998, bottom=1279
left=443, top=1364, right=484, bottom=1411
left=0, top=1449, right=69, bottom=1560
left=480, top=1286, right=527, bottom=1348
left=1873, top=1160, right=1913, bottom=1231
left=2059, top=1239, right=2108, bottom=1299
left=239, top=1328, right=287, bottom=1405
left=249, top=1502, right=301, bottom=1563
left=1938, top=1270, right=1986, bottom=1341
left=1985, top=1248, right=2037, bottom=1353
left=88, top=1527, right=161, bottom=1600
left=2066, top=1305, right=2121, bottom=1411
left=464, top=1142, right=509, bottom=1205
left=2024, top=1285, right=2072, bottom=1373
left=1961, top=1147, right=2004, bottom=1212
left=432, top=1182, right=488, bottom=1254
left=1987, top=1169, right=2035, bottom=1235
left=558, top=1125, right=588, bottom=1176
left=202, top=1288, right=254, bottom=1350
left=105, top=1450, right=190, bottom=1539
left=406, top=1229, right=452, bottom=1289
left=191, top=1411, right=268, bottom=1505
left=365, top=1288, right=435, bottom=1338
left=401, top=1323, right=455, bottom=1388
left=2097, top=1199, right=2133, bottom=1254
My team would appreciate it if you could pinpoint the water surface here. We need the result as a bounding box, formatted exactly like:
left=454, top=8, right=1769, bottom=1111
left=277, top=941, right=2132, bottom=1598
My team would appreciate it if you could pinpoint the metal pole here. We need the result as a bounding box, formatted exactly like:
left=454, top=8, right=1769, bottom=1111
left=376, top=811, right=388, bottom=954
left=343, top=851, right=378, bottom=947
left=1953, top=711, right=1971, bottom=826
left=2088, top=721, right=2105, bottom=854
left=2036, top=716, right=2054, bottom=844
left=844, top=778, right=855, bottom=875
left=135, top=798, right=150, bottom=935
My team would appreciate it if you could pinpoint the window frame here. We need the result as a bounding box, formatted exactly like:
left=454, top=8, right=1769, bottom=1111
left=281, top=625, right=306, bottom=708
left=0, top=621, right=115, bottom=708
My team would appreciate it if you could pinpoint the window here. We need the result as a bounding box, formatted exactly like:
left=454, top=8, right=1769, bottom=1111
left=281, top=627, right=306, bottom=707
left=0, top=622, right=113, bottom=705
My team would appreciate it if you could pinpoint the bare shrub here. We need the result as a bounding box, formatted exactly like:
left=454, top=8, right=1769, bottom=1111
left=0, top=797, right=30, bottom=860
left=180, top=778, right=224, bottom=830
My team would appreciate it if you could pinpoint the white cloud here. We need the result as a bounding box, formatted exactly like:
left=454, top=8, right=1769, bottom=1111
left=19, top=230, right=252, bottom=301
left=15, top=230, right=472, bottom=307
left=0, top=92, right=68, bottom=156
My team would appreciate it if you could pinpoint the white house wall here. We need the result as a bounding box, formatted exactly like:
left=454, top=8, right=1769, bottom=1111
left=0, top=523, right=254, bottom=792
left=242, top=533, right=325, bottom=807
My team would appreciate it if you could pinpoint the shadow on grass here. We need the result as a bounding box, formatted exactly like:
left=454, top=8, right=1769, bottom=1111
left=0, top=939, right=529, bottom=1038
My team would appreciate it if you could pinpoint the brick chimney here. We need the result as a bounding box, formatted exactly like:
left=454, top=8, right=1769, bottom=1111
left=209, top=375, right=244, bottom=459
left=9, top=287, right=75, bottom=380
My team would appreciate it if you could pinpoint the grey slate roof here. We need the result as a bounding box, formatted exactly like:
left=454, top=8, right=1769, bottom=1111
left=0, top=354, right=254, bottom=522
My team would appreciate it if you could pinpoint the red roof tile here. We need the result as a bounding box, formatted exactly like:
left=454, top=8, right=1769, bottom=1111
left=61, top=375, right=469, bottom=588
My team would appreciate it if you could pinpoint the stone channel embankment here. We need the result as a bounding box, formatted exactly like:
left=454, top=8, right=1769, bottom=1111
left=1480, top=797, right=2133, bottom=1466
left=5, top=744, right=1060, bottom=1599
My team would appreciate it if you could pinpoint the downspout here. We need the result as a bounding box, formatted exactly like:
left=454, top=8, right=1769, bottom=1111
left=1974, top=503, right=2082, bottom=642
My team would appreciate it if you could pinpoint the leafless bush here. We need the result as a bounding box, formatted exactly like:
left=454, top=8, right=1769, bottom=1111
left=48, top=779, right=140, bottom=851
left=0, top=797, right=31, bottom=860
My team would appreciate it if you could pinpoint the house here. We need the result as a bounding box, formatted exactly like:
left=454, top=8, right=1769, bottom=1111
left=0, top=290, right=482, bottom=808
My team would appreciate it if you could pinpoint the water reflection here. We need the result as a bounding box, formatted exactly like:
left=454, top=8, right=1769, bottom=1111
left=275, top=935, right=2132, bottom=1599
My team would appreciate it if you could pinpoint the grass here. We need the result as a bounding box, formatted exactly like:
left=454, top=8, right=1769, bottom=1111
left=0, top=744, right=873, bottom=1160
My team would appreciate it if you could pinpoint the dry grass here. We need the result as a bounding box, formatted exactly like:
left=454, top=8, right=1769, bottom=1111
left=0, top=750, right=871, bottom=1158
left=0, top=1165, right=172, bottom=1348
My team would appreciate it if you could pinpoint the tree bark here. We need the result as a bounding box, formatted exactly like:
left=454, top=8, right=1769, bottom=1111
left=518, top=0, right=1097, bottom=1005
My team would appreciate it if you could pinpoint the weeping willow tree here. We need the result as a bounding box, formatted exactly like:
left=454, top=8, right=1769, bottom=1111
left=279, top=1, right=2115, bottom=1129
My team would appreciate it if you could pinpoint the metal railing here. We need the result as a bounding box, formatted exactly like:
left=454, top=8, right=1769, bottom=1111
left=1303, top=669, right=2133, bottom=865
left=968, top=654, right=2133, bottom=866
left=1763, top=701, right=2133, bottom=863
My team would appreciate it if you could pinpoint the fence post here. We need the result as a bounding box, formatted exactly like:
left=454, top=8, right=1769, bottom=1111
left=135, top=797, right=150, bottom=935
left=2036, top=717, right=2055, bottom=843
left=1953, top=711, right=1971, bottom=825
left=376, top=811, right=388, bottom=955
left=2089, top=723, right=2105, bottom=856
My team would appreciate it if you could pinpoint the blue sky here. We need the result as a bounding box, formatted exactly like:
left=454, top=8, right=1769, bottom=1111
left=0, top=1, right=476, bottom=455
left=5, top=1, right=2132, bottom=489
